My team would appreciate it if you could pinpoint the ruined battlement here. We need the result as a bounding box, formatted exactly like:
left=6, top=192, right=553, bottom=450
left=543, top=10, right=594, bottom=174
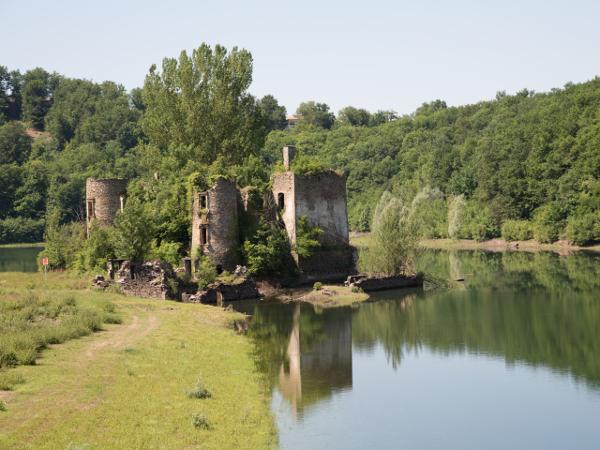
left=85, top=178, right=127, bottom=233
left=191, top=177, right=239, bottom=271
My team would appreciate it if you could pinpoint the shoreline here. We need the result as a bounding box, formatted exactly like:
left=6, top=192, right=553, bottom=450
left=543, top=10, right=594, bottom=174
left=0, top=243, right=45, bottom=249
left=350, top=233, right=600, bottom=254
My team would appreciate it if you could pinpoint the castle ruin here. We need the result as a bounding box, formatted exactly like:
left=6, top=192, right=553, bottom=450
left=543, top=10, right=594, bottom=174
left=85, top=178, right=127, bottom=234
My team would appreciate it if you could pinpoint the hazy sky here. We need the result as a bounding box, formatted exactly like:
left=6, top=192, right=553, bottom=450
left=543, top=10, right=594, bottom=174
left=3, top=0, right=600, bottom=115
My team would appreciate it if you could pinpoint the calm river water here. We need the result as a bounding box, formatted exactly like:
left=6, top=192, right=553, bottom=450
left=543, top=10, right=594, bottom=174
left=237, top=250, right=600, bottom=450
left=0, top=246, right=43, bottom=272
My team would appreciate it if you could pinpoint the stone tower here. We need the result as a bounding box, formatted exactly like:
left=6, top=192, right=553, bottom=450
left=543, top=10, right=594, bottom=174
left=85, top=178, right=128, bottom=234
left=271, top=147, right=353, bottom=280
left=191, top=178, right=239, bottom=271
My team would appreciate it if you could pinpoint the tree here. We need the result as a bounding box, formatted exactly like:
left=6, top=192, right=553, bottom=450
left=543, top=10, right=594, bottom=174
left=296, top=101, right=335, bottom=129
left=141, top=43, right=267, bottom=165
left=337, top=106, right=370, bottom=127
left=369, top=110, right=397, bottom=126
left=258, top=95, right=287, bottom=131
left=22, top=68, right=56, bottom=130
left=112, top=197, right=156, bottom=262
left=0, top=122, right=32, bottom=165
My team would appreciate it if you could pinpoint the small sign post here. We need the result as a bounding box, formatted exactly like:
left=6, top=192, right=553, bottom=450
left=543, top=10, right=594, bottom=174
left=41, top=257, right=49, bottom=280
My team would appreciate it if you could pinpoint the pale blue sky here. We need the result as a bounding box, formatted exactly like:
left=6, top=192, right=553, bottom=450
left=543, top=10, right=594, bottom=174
left=3, top=0, right=600, bottom=115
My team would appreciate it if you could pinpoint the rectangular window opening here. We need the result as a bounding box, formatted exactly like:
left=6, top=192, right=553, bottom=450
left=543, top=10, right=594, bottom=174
left=278, top=193, right=285, bottom=211
left=200, top=226, right=208, bottom=246
left=200, top=194, right=208, bottom=209
left=87, top=199, right=95, bottom=220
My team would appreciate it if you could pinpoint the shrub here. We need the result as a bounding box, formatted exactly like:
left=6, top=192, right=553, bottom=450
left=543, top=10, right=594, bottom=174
left=566, top=212, right=600, bottom=246
left=461, top=201, right=499, bottom=241
left=188, top=378, right=212, bottom=399
left=501, top=220, right=533, bottom=241
left=351, top=285, right=362, bottom=293
left=41, top=210, right=85, bottom=269
left=447, top=195, right=466, bottom=239
left=410, top=186, right=448, bottom=238
left=0, top=371, right=25, bottom=390
left=191, top=412, right=210, bottom=430
left=149, top=240, right=181, bottom=267
left=0, top=401, right=6, bottom=412
left=243, top=219, right=293, bottom=276
left=294, top=216, right=322, bottom=258
left=72, top=224, right=116, bottom=273
left=532, top=203, right=565, bottom=243
left=359, top=192, right=418, bottom=276
left=112, top=197, right=156, bottom=262
left=195, top=253, right=217, bottom=289
left=313, top=282, right=323, bottom=291
left=0, top=217, right=45, bottom=244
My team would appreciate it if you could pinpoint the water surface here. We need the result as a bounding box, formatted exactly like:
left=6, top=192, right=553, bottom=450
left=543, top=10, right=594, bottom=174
left=244, top=250, right=600, bottom=450
left=0, top=246, right=43, bottom=272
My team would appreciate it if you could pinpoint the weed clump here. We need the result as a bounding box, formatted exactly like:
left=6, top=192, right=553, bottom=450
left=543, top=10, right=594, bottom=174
left=188, top=378, right=211, bottom=399
left=0, top=371, right=25, bottom=390
left=0, top=401, right=6, bottom=412
left=191, top=412, right=210, bottom=429
left=313, top=282, right=323, bottom=291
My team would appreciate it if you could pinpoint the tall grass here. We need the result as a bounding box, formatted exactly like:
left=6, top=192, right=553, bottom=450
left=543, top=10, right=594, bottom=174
left=0, top=292, right=120, bottom=370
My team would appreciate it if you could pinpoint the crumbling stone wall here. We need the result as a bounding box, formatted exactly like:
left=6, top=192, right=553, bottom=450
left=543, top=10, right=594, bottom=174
left=271, top=168, right=353, bottom=277
left=191, top=178, right=240, bottom=270
left=116, top=260, right=178, bottom=299
left=86, top=178, right=127, bottom=233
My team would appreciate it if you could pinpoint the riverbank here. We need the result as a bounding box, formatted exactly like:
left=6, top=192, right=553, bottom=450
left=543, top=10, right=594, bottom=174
left=0, top=243, right=44, bottom=249
left=0, top=272, right=276, bottom=449
left=350, top=233, right=600, bottom=254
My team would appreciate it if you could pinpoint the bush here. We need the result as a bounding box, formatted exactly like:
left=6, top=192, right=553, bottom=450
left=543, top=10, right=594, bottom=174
left=195, top=253, right=217, bottom=289
left=461, top=201, right=499, bottom=241
left=0, top=217, right=45, bottom=244
left=187, top=378, right=212, bottom=399
left=447, top=195, right=466, bottom=239
left=191, top=412, right=210, bottom=430
left=566, top=212, right=600, bottom=246
left=532, top=203, right=565, bottom=243
left=0, top=293, right=119, bottom=369
left=243, top=219, right=293, bottom=276
left=313, top=282, right=323, bottom=291
left=359, top=192, right=418, bottom=276
left=501, top=220, right=533, bottom=241
left=112, top=197, right=156, bottom=262
left=410, top=186, right=448, bottom=238
left=41, top=210, right=85, bottom=269
left=294, top=216, right=322, bottom=258
left=72, top=224, right=116, bottom=273
left=149, top=240, right=181, bottom=267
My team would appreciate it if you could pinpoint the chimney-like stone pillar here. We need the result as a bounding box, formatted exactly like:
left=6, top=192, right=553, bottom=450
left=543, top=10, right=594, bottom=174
left=283, top=145, right=296, bottom=170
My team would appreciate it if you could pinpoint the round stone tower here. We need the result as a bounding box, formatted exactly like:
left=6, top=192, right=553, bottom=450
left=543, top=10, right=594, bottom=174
left=191, top=178, right=239, bottom=271
left=85, top=178, right=128, bottom=233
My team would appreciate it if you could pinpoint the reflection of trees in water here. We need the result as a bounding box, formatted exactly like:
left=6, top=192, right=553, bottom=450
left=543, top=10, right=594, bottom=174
left=354, top=250, right=600, bottom=388
left=248, top=302, right=353, bottom=418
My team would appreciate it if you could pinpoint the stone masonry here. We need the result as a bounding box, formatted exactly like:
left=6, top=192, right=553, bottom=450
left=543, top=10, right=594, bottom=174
left=85, top=178, right=127, bottom=234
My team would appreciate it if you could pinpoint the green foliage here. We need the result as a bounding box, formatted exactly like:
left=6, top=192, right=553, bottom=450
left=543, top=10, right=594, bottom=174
left=289, top=155, right=329, bottom=176
left=0, top=292, right=118, bottom=369
left=243, top=219, right=293, bottom=276
left=532, top=203, right=565, bottom=243
left=337, top=106, right=371, bottom=127
left=447, top=195, right=465, bottom=239
left=72, top=224, right=116, bottom=273
left=112, top=197, right=155, bottom=262
left=294, top=216, right=322, bottom=258
left=142, top=43, right=266, bottom=165
left=0, top=121, right=32, bottom=164
left=296, top=101, right=335, bottom=129
left=566, top=212, right=600, bottom=246
left=501, top=220, right=533, bottom=241
left=359, top=192, right=418, bottom=276
left=40, top=210, right=85, bottom=269
left=409, top=186, right=448, bottom=238
left=191, top=412, right=210, bottom=430
left=0, top=371, right=25, bottom=391
left=195, top=253, right=217, bottom=289
left=149, top=240, right=181, bottom=267
left=21, top=68, right=57, bottom=130
left=313, top=282, right=323, bottom=291
left=0, top=217, right=44, bottom=244
left=258, top=95, right=287, bottom=131
left=187, top=378, right=212, bottom=399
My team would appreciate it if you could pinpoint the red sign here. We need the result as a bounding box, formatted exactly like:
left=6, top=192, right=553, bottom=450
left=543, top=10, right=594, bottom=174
left=41, top=257, right=49, bottom=266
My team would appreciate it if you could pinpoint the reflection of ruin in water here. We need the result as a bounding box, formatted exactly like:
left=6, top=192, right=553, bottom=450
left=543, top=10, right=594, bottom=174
left=277, top=303, right=353, bottom=419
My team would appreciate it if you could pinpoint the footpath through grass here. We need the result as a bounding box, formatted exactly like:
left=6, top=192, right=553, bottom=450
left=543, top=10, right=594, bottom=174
left=0, top=272, right=276, bottom=449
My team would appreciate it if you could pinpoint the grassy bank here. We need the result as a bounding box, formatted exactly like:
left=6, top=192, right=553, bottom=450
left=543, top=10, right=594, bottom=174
left=350, top=233, right=600, bottom=254
left=0, top=272, right=276, bottom=449
left=0, top=243, right=44, bottom=249
left=273, top=284, right=370, bottom=309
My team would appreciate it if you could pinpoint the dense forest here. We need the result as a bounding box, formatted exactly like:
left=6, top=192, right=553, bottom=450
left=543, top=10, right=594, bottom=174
left=1, top=44, right=599, bottom=254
